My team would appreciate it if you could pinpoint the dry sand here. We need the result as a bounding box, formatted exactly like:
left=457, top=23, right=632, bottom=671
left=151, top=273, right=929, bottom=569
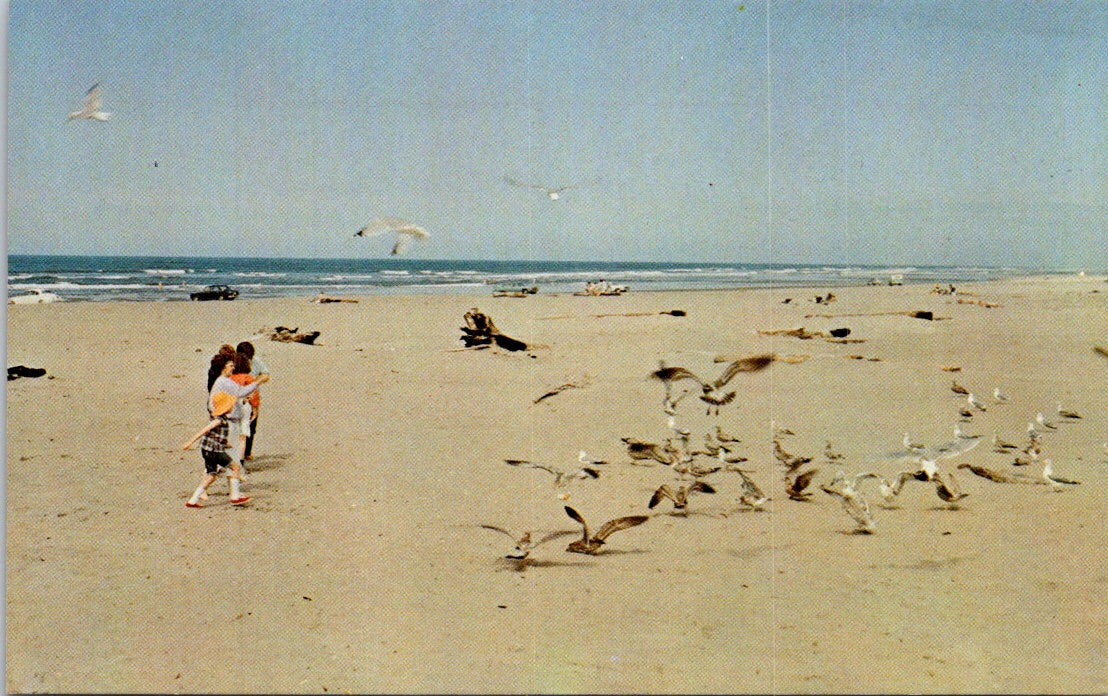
left=5, top=275, right=1106, bottom=693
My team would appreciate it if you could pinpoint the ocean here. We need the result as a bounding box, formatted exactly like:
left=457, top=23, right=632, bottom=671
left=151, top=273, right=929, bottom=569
left=6, top=255, right=1031, bottom=303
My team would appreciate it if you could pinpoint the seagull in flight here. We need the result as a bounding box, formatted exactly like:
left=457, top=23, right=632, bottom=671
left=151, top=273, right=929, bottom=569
left=820, top=482, right=876, bottom=534
left=478, top=525, right=577, bottom=560
left=354, top=217, right=430, bottom=255
left=650, top=354, right=774, bottom=416
left=648, top=481, right=716, bottom=514
left=563, top=506, right=648, bottom=555
left=505, top=175, right=585, bottom=200
left=67, top=83, right=111, bottom=121
left=503, top=459, right=600, bottom=487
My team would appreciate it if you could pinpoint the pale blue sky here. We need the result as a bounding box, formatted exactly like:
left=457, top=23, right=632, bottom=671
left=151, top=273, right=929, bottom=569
left=5, top=1, right=1105, bottom=267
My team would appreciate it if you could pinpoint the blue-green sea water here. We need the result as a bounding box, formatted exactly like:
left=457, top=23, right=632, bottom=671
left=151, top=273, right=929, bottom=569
left=7, top=255, right=1035, bottom=303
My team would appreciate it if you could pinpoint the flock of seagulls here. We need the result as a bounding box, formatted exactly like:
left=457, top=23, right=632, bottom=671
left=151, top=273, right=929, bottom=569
left=481, top=351, right=1088, bottom=561
left=481, top=353, right=781, bottom=562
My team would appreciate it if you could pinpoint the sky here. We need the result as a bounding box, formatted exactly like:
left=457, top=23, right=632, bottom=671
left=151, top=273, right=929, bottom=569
left=4, top=0, right=1105, bottom=267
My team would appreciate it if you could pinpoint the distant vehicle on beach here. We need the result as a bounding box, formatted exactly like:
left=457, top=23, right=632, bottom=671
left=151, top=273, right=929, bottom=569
left=190, top=284, right=239, bottom=301
left=8, top=288, right=60, bottom=305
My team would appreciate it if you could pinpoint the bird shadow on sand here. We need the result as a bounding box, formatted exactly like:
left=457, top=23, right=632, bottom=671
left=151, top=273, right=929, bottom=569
left=724, top=543, right=789, bottom=560
left=590, top=547, right=651, bottom=557
left=875, top=554, right=978, bottom=572
left=650, top=509, right=719, bottom=520
left=494, top=558, right=594, bottom=572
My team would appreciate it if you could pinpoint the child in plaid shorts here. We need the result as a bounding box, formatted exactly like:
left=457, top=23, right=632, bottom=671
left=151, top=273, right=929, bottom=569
left=182, top=354, right=269, bottom=508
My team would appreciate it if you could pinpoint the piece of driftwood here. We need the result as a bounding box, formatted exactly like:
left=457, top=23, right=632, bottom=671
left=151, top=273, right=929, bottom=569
left=534, top=379, right=589, bottom=404
left=805, top=310, right=940, bottom=320
left=460, top=308, right=530, bottom=352
left=492, top=286, right=538, bottom=298
left=758, top=327, right=823, bottom=340
left=955, top=297, right=1000, bottom=308
left=313, top=295, right=359, bottom=303
left=267, top=326, right=321, bottom=344
left=757, top=326, right=867, bottom=344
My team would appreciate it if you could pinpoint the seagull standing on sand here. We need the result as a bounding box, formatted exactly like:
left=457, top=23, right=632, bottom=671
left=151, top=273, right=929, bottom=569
left=903, top=433, right=925, bottom=451
left=993, top=387, right=1010, bottom=403
left=951, top=380, right=969, bottom=395
left=1040, top=460, right=1080, bottom=490
left=1056, top=403, right=1082, bottom=420
left=577, top=451, right=609, bottom=466
left=967, top=393, right=988, bottom=412
left=354, top=217, right=430, bottom=255
left=956, top=463, right=1037, bottom=485
left=954, top=424, right=978, bottom=440
left=733, top=469, right=771, bottom=510
left=992, top=433, right=1019, bottom=451
left=67, top=83, right=111, bottom=121
left=1027, top=422, right=1042, bottom=442
left=1035, top=412, right=1058, bottom=430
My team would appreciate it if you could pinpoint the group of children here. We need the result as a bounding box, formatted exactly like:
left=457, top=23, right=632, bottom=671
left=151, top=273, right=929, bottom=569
left=181, top=341, right=271, bottom=508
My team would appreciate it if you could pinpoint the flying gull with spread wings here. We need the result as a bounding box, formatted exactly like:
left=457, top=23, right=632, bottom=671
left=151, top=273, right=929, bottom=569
left=67, top=83, right=111, bottom=122
left=355, top=217, right=430, bottom=255
left=505, top=175, right=593, bottom=200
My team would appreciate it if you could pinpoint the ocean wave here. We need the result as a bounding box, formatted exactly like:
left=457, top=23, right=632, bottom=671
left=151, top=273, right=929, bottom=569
left=8, top=281, right=169, bottom=291
left=143, top=268, right=192, bottom=276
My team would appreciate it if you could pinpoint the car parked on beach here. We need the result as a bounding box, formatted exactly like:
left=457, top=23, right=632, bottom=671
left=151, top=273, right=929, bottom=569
left=189, top=284, right=239, bottom=301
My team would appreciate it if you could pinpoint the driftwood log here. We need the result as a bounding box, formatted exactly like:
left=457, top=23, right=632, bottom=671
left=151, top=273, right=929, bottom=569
left=460, top=308, right=529, bottom=351
left=267, top=326, right=321, bottom=344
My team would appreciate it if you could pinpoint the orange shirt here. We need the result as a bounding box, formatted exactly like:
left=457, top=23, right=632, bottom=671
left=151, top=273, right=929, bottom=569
left=231, top=373, right=260, bottom=413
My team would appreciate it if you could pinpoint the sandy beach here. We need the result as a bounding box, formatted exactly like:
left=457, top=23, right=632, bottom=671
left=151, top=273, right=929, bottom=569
left=5, top=275, right=1106, bottom=693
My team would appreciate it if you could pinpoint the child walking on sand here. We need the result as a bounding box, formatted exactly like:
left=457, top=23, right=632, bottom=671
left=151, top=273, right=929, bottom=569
left=182, top=353, right=269, bottom=508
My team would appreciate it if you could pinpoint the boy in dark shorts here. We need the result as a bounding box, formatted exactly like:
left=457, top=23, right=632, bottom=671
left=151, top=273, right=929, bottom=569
left=182, top=391, right=252, bottom=508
